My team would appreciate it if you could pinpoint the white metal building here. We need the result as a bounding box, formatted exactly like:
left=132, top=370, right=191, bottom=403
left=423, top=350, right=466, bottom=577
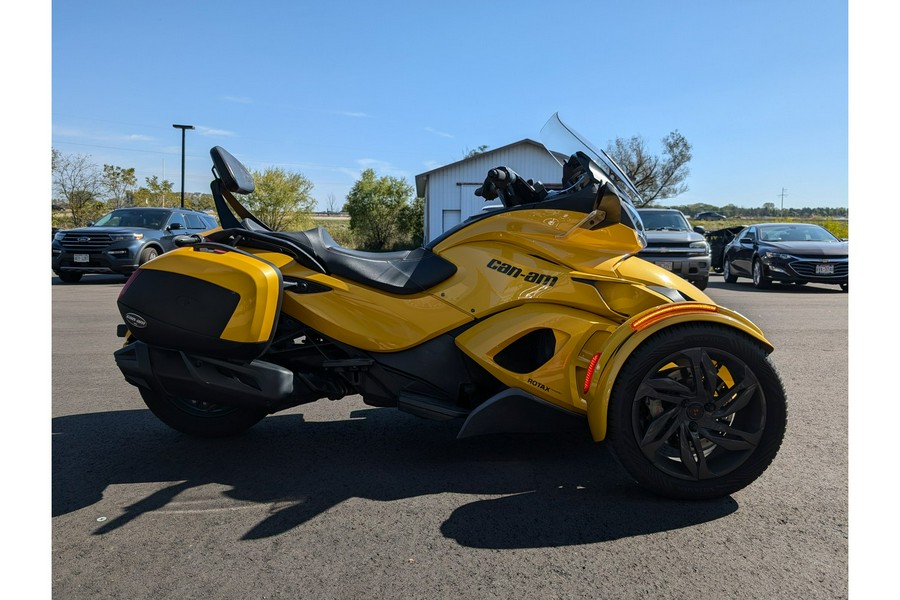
left=415, top=139, right=565, bottom=242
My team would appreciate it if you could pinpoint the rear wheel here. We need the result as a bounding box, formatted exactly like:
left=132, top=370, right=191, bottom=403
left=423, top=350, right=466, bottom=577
left=139, top=389, right=267, bottom=437
left=691, top=277, right=709, bottom=291
left=752, top=259, right=770, bottom=289
left=606, top=323, right=787, bottom=500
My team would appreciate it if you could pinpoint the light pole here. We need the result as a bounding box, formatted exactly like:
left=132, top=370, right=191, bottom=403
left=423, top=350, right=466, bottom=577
left=172, top=124, right=195, bottom=208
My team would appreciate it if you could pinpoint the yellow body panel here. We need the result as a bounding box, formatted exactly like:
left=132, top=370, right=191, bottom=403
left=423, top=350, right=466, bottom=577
left=278, top=265, right=475, bottom=352
left=212, top=205, right=771, bottom=440
left=455, top=304, right=618, bottom=413
left=141, top=247, right=282, bottom=344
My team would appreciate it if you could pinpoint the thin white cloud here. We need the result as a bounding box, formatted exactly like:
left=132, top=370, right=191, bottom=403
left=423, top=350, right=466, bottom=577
left=195, top=126, right=236, bottom=137
left=333, top=110, right=370, bottom=118
left=126, top=134, right=153, bottom=141
left=425, top=126, right=453, bottom=139
left=223, top=96, right=253, bottom=104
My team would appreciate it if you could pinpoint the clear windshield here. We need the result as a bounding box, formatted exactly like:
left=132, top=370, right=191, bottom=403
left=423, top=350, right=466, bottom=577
left=539, top=113, right=644, bottom=207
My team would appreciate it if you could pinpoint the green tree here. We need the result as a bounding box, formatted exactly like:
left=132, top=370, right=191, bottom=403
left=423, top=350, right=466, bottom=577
left=398, top=197, right=425, bottom=247
left=463, top=145, right=490, bottom=159
left=345, top=169, right=416, bottom=250
left=606, top=130, right=692, bottom=207
left=138, top=176, right=176, bottom=207
left=102, top=164, right=137, bottom=209
left=52, top=149, right=104, bottom=226
left=244, top=167, right=316, bottom=231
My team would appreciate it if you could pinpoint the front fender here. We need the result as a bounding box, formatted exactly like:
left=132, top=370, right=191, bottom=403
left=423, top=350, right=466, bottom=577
left=583, top=302, right=773, bottom=442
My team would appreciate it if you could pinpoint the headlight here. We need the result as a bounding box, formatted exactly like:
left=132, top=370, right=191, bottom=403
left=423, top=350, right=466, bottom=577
left=763, top=251, right=792, bottom=260
left=689, top=241, right=710, bottom=252
left=53, top=231, right=65, bottom=241
left=109, top=233, right=144, bottom=241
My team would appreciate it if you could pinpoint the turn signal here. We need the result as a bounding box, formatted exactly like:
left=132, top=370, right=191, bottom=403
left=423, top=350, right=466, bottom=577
left=582, top=352, right=602, bottom=394
left=630, top=303, right=718, bottom=332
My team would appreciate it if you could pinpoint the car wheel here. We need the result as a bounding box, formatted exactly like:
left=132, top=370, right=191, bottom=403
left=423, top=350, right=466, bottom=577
left=139, top=389, right=267, bottom=438
left=723, top=259, right=738, bottom=284
left=752, top=259, right=770, bottom=289
left=57, top=271, right=82, bottom=283
left=692, top=277, right=709, bottom=291
left=139, top=247, right=160, bottom=266
left=606, top=323, right=787, bottom=499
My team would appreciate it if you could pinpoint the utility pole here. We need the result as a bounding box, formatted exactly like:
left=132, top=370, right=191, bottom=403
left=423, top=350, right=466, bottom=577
left=778, top=187, right=788, bottom=211
left=172, top=124, right=195, bottom=208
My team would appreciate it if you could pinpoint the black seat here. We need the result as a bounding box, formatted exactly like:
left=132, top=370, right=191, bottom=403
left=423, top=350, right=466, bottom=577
left=273, top=228, right=457, bottom=295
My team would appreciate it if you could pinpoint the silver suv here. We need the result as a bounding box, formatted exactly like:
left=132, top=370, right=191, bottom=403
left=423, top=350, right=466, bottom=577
left=636, top=208, right=711, bottom=290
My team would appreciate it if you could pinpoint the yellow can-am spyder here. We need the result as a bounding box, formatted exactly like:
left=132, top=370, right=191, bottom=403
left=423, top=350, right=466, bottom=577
left=113, top=114, right=786, bottom=500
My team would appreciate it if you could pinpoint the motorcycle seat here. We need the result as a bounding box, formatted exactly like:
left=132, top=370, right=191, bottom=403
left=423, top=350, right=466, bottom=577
left=272, top=227, right=458, bottom=295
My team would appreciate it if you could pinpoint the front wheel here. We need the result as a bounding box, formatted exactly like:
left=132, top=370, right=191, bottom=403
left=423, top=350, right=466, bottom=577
left=606, top=323, right=787, bottom=500
left=691, top=277, right=709, bottom=291
left=139, top=389, right=267, bottom=437
left=57, top=271, right=83, bottom=283
left=752, top=259, right=770, bottom=289
left=139, top=246, right=160, bottom=266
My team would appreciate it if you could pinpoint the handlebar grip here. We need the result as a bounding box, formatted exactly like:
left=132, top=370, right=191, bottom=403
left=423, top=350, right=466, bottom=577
left=488, top=168, right=507, bottom=182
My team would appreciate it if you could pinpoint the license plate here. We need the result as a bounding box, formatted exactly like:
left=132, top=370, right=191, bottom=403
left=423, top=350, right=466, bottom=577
left=658, top=261, right=673, bottom=271
left=816, top=263, right=834, bottom=274
left=74, top=254, right=89, bottom=263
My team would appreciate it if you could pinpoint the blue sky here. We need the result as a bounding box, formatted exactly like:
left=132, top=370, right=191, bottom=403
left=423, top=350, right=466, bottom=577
left=49, top=0, right=848, bottom=210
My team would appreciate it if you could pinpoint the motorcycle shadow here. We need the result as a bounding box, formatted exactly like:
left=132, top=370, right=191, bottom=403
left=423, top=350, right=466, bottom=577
left=52, top=406, right=738, bottom=549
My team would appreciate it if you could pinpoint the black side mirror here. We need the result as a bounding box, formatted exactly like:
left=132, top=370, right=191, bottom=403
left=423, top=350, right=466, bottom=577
left=168, top=223, right=183, bottom=231
left=693, top=226, right=705, bottom=235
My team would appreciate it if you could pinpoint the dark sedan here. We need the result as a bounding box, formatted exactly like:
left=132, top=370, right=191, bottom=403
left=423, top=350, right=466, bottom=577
left=722, top=223, right=848, bottom=291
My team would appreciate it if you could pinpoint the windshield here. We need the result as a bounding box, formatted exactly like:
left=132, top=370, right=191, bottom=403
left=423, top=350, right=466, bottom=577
left=639, top=211, right=691, bottom=231
left=540, top=113, right=644, bottom=207
left=93, top=209, right=169, bottom=229
left=758, top=224, right=841, bottom=242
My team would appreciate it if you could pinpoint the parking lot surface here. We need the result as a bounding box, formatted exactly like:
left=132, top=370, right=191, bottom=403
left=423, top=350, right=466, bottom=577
left=50, top=274, right=849, bottom=598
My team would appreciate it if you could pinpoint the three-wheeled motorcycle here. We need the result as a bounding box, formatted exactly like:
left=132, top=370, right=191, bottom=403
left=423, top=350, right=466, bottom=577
left=113, top=114, right=786, bottom=499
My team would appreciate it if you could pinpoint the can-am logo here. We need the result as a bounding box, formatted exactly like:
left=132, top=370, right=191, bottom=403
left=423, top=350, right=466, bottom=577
left=486, top=258, right=558, bottom=287
left=125, top=312, right=148, bottom=329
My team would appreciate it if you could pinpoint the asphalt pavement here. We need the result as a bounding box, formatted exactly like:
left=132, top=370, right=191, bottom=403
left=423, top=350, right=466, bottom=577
left=46, top=273, right=849, bottom=599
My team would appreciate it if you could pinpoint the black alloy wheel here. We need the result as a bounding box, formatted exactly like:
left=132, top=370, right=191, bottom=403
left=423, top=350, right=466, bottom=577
left=607, top=323, right=787, bottom=499
left=139, top=389, right=267, bottom=437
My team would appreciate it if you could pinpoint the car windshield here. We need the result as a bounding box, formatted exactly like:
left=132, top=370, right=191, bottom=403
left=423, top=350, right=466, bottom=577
left=93, top=210, right=169, bottom=229
left=639, top=211, right=690, bottom=231
left=758, top=224, right=840, bottom=242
